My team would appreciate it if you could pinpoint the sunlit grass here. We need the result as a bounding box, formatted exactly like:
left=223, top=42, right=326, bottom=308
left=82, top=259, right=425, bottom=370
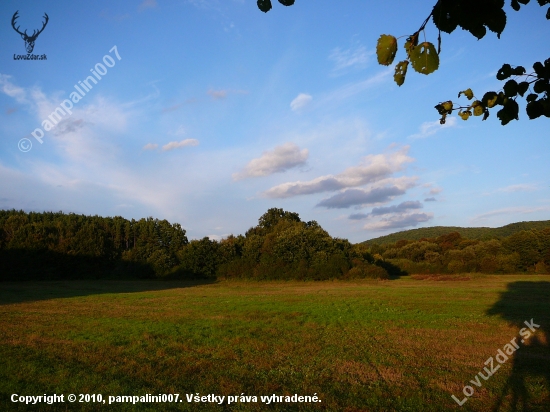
left=1, top=275, right=549, bottom=411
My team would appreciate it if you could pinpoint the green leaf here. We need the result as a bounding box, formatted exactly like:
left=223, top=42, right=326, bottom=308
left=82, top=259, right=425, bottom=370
left=393, top=60, right=409, bottom=86
left=534, top=80, right=547, bottom=93
left=483, top=109, right=490, bottom=121
left=432, top=1, right=459, bottom=33
left=472, top=101, right=484, bottom=116
left=458, top=110, right=471, bottom=120
left=278, top=0, right=295, bottom=5
left=496, top=64, right=512, bottom=80
left=526, top=100, right=544, bottom=119
left=546, top=6, right=550, bottom=19
left=459, top=88, right=474, bottom=100
left=511, top=66, right=526, bottom=76
left=435, top=101, right=453, bottom=115
left=503, top=80, right=518, bottom=97
left=517, top=81, right=529, bottom=97
left=511, top=0, right=521, bottom=11
left=257, top=0, right=272, bottom=12
left=482, top=91, right=498, bottom=108
left=376, top=34, right=398, bottom=66
left=526, top=93, right=538, bottom=102
left=410, top=42, right=439, bottom=75
left=485, top=8, right=507, bottom=38
left=466, top=23, right=486, bottom=40
left=533, top=61, right=545, bottom=77
left=497, top=99, right=519, bottom=125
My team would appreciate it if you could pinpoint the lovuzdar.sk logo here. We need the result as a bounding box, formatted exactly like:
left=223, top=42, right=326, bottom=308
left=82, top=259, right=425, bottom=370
left=11, top=10, right=49, bottom=61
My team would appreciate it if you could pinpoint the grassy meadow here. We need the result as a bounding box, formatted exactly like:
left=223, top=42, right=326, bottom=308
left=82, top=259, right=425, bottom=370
left=1, top=275, right=549, bottom=411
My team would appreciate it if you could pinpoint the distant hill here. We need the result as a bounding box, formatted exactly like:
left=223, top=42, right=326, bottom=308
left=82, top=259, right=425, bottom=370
left=360, top=220, right=550, bottom=245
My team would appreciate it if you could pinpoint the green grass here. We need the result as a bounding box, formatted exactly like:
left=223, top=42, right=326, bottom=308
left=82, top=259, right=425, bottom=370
left=1, top=275, right=549, bottom=411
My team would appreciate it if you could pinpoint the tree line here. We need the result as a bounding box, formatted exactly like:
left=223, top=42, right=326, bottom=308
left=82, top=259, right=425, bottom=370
left=0, top=208, right=389, bottom=281
left=2, top=208, right=547, bottom=281
left=367, top=229, right=550, bottom=274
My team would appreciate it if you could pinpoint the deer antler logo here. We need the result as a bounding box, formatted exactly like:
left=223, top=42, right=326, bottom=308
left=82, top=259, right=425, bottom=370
left=11, top=11, right=49, bottom=54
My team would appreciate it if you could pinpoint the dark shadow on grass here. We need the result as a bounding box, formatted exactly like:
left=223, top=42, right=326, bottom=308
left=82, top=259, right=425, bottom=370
left=0, top=249, right=217, bottom=305
left=486, top=281, right=550, bottom=411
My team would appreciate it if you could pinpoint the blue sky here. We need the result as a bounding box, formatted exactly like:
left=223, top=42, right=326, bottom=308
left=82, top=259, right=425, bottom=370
left=1, top=0, right=549, bottom=242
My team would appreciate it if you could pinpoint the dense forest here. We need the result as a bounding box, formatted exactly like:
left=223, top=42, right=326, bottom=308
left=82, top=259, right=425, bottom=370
left=363, top=220, right=550, bottom=245
left=0, top=208, right=387, bottom=281
left=1, top=209, right=549, bottom=281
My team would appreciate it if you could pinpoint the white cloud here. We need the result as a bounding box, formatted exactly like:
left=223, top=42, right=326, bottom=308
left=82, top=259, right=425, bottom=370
left=0, top=74, right=28, bottom=104
left=162, top=139, right=199, bottom=151
left=233, top=143, right=308, bottom=180
left=329, top=44, right=370, bottom=75
left=143, top=143, right=158, bottom=150
left=363, top=212, right=433, bottom=231
left=290, top=93, right=312, bottom=111
left=409, top=116, right=457, bottom=139
left=263, top=146, right=414, bottom=199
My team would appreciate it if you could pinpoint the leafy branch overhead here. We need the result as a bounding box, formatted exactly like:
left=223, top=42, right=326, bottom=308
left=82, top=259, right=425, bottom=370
left=257, top=0, right=550, bottom=125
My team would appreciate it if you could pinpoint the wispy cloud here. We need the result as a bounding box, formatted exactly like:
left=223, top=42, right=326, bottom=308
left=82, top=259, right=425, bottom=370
left=0, top=74, right=28, bottom=104
left=207, top=89, right=248, bottom=100
left=233, top=142, right=308, bottom=180
left=143, top=143, right=158, bottom=150
left=409, top=116, right=457, bottom=139
left=169, top=125, right=187, bottom=136
left=329, top=44, right=371, bottom=76
left=290, top=93, right=312, bottom=111
left=162, top=139, right=199, bottom=151
left=471, top=206, right=550, bottom=223
left=497, top=184, right=538, bottom=193
left=138, top=0, right=157, bottom=12
left=317, top=69, right=391, bottom=106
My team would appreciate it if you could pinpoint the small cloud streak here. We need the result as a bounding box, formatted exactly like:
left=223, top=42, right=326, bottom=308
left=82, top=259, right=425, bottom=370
left=471, top=206, right=550, bottom=223
left=364, top=212, right=433, bottom=231
left=329, top=44, right=370, bottom=75
left=497, top=184, right=538, bottom=193
left=162, top=139, right=199, bottom=151
left=424, top=197, right=436, bottom=202
left=409, top=116, right=457, bottom=140
left=290, top=93, right=312, bottom=112
left=139, top=0, right=157, bottom=11
left=143, top=143, right=158, bottom=150
left=207, top=89, right=248, bottom=100
left=233, top=143, right=308, bottom=180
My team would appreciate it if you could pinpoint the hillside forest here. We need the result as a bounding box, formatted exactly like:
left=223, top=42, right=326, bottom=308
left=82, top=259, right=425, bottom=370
left=1, top=208, right=549, bottom=281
